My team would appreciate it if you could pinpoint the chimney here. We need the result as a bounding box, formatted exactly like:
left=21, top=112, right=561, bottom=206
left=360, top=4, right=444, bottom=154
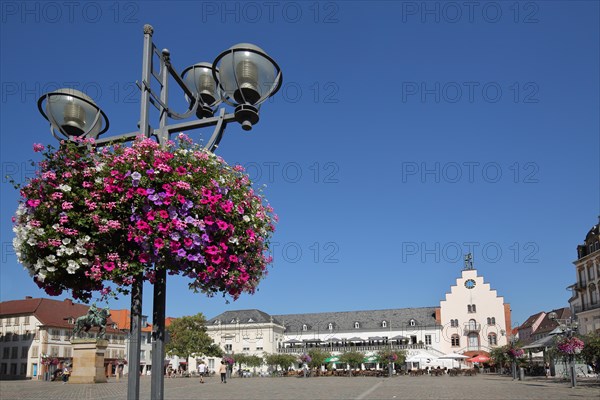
left=64, top=298, right=73, bottom=305
left=25, top=296, right=32, bottom=300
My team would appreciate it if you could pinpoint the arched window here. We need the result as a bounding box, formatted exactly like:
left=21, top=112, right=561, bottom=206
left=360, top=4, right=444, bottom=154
left=488, top=333, right=497, bottom=345
left=590, top=283, right=598, bottom=305
left=467, top=305, right=472, bottom=313
left=302, top=324, right=307, bottom=331
left=491, top=317, right=495, bottom=325
left=450, top=319, right=458, bottom=327
left=451, top=334, right=460, bottom=347
left=409, top=319, right=416, bottom=327
left=354, top=322, right=360, bottom=329
left=468, top=319, right=477, bottom=330
left=382, top=321, right=387, bottom=328
left=328, top=323, right=333, bottom=331
left=486, top=317, right=491, bottom=325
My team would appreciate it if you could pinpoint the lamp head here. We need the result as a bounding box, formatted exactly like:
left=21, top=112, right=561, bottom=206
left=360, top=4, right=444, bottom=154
left=181, top=62, right=222, bottom=118
left=38, top=88, right=109, bottom=141
left=212, top=43, right=282, bottom=130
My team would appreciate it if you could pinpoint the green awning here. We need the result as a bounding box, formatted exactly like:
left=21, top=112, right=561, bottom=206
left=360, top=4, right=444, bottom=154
left=363, top=356, right=379, bottom=363
left=325, top=356, right=340, bottom=363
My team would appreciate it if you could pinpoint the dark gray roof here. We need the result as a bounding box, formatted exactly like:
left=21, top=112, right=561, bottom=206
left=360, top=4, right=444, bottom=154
left=273, top=307, right=438, bottom=333
left=207, top=309, right=283, bottom=326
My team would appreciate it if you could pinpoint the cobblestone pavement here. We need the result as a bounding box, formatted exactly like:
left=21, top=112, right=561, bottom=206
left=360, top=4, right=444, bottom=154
left=0, top=375, right=598, bottom=400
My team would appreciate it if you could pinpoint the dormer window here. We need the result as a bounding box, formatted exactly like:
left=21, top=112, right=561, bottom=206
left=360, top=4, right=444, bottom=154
left=354, top=322, right=360, bottom=329
left=302, top=324, right=308, bottom=331
left=248, top=318, right=254, bottom=323
left=213, top=319, right=220, bottom=325
left=231, top=318, right=237, bottom=323
left=409, top=319, right=416, bottom=327
left=328, top=323, right=333, bottom=330
left=382, top=321, right=387, bottom=328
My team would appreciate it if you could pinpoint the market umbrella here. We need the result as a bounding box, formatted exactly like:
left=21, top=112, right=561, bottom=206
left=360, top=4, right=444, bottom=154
left=325, top=356, right=340, bottom=363
left=438, top=352, right=469, bottom=369
left=363, top=355, right=379, bottom=363
left=467, top=355, right=490, bottom=363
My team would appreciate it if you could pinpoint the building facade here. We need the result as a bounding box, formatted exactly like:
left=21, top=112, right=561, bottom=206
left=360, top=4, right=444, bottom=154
left=569, top=219, right=600, bottom=335
left=0, top=297, right=127, bottom=380
left=202, top=259, right=510, bottom=370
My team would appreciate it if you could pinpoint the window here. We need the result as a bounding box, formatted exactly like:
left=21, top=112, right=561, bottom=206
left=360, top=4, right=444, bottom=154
left=50, top=329, right=60, bottom=340
left=425, top=335, right=432, bottom=345
left=31, top=346, right=38, bottom=358
left=588, top=265, right=594, bottom=281
left=242, top=347, right=250, bottom=351
left=50, top=346, right=59, bottom=357
left=64, top=347, right=72, bottom=358
left=20, top=346, right=28, bottom=359
left=490, top=317, right=496, bottom=325
left=382, top=321, right=387, bottom=328
left=486, top=317, right=491, bottom=325
left=328, top=323, right=333, bottom=331
left=590, top=284, right=598, bottom=305
left=467, top=304, right=476, bottom=313
left=224, top=344, right=232, bottom=351
left=2, top=348, right=9, bottom=359
left=13, top=317, right=19, bottom=325
left=302, top=324, right=307, bottom=331
left=468, top=319, right=477, bottom=330
left=409, top=319, right=416, bottom=327
left=23, top=316, right=30, bottom=325
left=451, top=334, right=460, bottom=347
left=450, top=319, right=458, bottom=327
left=11, top=347, right=18, bottom=359
left=488, top=333, right=497, bottom=345
left=354, top=322, right=360, bottom=329
left=19, top=363, right=26, bottom=375
left=467, top=333, right=479, bottom=350
left=12, top=333, right=19, bottom=341
left=208, top=359, right=215, bottom=370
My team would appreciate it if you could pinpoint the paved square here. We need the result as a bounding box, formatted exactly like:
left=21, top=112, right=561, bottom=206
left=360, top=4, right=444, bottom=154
left=0, top=375, right=598, bottom=399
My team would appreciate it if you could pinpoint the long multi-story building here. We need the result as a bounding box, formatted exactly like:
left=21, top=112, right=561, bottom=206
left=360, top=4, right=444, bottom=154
left=569, top=218, right=600, bottom=334
left=0, top=297, right=127, bottom=380
left=199, top=259, right=511, bottom=371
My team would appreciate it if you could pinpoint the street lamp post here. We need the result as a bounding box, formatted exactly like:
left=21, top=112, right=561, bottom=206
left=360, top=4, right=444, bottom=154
left=37, top=24, right=282, bottom=400
left=548, top=312, right=579, bottom=388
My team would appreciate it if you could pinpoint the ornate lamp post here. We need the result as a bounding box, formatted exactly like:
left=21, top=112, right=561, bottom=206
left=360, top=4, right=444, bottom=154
left=548, top=312, right=579, bottom=388
left=37, top=24, right=282, bottom=400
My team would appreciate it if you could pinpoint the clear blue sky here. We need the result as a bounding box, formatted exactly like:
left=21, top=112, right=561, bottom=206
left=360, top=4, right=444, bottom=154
left=1, top=1, right=598, bottom=328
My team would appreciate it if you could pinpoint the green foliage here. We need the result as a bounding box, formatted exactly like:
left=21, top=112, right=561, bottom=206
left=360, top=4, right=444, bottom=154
left=165, top=313, right=221, bottom=361
left=339, top=351, right=364, bottom=368
left=581, top=333, right=600, bottom=365
left=377, top=349, right=406, bottom=365
left=264, top=353, right=297, bottom=370
left=245, top=355, right=264, bottom=368
left=308, top=349, right=330, bottom=369
left=490, top=345, right=509, bottom=367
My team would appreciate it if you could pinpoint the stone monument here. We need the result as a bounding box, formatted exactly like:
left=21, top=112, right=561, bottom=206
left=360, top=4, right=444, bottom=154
left=68, top=304, right=111, bottom=384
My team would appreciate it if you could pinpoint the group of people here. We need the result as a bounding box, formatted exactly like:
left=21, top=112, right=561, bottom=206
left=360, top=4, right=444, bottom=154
left=192, top=360, right=227, bottom=384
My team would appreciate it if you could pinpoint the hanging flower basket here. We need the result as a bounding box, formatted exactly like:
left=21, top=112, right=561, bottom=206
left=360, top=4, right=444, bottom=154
left=223, top=356, right=235, bottom=365
left=556, top=337, right=584, bottom=355
left=12, top=135, right=277, bottom=302
left=506, top=347, right=524, bottom=359
left=299, top=354, right=312, bottom=363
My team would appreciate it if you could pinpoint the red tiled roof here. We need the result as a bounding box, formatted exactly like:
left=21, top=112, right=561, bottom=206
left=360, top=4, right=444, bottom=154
left=518, top=312, right=545, bottom=330
left=0, top=297, right=123, bottom=334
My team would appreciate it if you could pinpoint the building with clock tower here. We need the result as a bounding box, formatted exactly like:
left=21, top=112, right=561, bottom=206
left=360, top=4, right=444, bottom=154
left=438, top=254, right=512, bottom=356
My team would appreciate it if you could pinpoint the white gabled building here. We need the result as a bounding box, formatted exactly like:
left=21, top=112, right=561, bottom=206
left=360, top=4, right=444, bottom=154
left=438, top=262, right=511, bottom=356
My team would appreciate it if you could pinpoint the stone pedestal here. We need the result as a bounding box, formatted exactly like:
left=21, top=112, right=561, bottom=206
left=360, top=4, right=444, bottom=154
left=70, top=339, right=108, bottom=383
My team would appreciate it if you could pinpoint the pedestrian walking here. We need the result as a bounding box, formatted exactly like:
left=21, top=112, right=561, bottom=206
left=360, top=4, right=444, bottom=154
left=198, top=361, right=206, bottom=383
left=219, top=361, right=227, bottom=383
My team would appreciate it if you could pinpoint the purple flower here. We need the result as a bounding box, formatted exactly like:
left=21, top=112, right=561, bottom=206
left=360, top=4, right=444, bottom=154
left=176, top=249, right=187, bottom=257
left=170, top=232, right=181, bottom=241
left=131, top=172, right=142, bottom=180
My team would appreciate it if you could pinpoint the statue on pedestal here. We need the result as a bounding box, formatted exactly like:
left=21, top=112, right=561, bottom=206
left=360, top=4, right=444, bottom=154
left=72, top=304, right=111, bottom=339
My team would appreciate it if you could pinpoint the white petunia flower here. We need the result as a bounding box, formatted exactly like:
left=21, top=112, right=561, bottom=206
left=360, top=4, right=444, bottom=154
left=62, top=238, right=71, bottom=245
left=46, top=255, right=57, bottom=264
left=46, top=266, right=57, bottom=272
left=34, top=259, right=44, bottom=270
left=228, top=237, right=239, bottom=245
left=37, top=270, right=47, bottom=282
left=66, top=260, right=79, bottom=274
left=27, top=238, right=37, bottom=246
left=58, top=184, right=71, bottom=192
left=64, top=248, right=74, bottom=255
left=79, top=258, right=90, bottom=266
left=243, top=215, right=250, bottom=223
